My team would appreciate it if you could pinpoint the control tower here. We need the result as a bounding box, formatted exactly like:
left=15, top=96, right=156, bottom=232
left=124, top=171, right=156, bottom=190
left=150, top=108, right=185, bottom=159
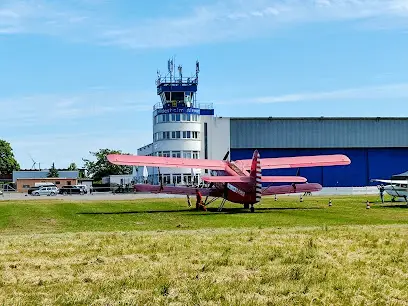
left=138, top=59, right=215, bottom=186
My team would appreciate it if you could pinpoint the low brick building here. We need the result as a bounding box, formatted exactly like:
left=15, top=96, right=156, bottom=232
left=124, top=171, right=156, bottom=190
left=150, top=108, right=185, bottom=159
left=16, top=178, right=78, bottom=193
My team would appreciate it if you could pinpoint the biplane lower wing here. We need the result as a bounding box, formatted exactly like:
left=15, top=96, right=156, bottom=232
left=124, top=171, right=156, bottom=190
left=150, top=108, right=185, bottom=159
left=262, top=183, right=322, bottom=195
left=236, top=154, right=351, bottom=170
left=107, top=154, right=226, bottom=170
left=261, top=176, right=307, bottom=183
left=201, top=176, right=251, bottom=183
left=201, top=176, right=307, bottom=183
left=134, top=184, right=223, bottom=197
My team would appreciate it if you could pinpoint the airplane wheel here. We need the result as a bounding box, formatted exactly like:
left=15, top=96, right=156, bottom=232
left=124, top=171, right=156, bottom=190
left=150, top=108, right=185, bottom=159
left=250, top=205, right=254, bottom=213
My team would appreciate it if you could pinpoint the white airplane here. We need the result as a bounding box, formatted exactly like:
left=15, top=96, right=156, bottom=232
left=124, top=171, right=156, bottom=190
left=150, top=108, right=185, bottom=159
left=371, top=179, right=408, bottom=202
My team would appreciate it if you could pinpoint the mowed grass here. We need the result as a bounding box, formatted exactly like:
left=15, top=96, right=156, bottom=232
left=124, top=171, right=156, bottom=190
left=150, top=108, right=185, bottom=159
left=0, top=195, right=407, bottom=234
left=0, top=195, right=408, bottom=305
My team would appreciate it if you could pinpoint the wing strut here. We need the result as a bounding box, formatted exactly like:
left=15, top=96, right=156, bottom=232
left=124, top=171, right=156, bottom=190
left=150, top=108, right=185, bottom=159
left=158, top=167, right=163, bottom=191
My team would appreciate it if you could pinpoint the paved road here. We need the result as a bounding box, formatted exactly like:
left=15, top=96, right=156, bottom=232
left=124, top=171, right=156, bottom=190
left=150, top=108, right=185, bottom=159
left=0, top=192, right=185, bottom=201
left=1, top=186, right=380, bottom=202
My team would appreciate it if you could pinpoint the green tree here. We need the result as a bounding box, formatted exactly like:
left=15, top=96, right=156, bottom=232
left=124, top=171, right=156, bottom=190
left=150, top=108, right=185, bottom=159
left=0, top=139, right=20, bottom=174
left=82, top=148, right=132, bottom=182
left=67, top=162, right=78, bottom=170
left=47, top=163, right=59, bottom=178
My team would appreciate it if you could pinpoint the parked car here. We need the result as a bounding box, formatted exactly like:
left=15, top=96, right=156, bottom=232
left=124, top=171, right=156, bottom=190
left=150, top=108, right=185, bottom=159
left=74, top=185, right=88, bottom=194
left=31, top=186, right=59, bottom=196
left=58, top=185, right=84, bottom=195
left=28, top=183, right=57, bottom=195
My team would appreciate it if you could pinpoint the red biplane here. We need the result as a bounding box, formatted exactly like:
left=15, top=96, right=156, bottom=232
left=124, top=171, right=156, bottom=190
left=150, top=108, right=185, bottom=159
left=107, top=150, right=350, bottom=212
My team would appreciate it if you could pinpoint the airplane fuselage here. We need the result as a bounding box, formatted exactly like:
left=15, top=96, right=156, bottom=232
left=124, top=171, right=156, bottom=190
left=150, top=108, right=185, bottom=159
left=383, top=184, right=408, bottom=200
left=212, top=165, right=258, bottom=205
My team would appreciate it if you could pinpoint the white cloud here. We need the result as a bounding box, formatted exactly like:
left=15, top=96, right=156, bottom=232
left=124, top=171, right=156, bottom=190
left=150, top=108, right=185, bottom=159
left=0, top=89, right=155, bottom=168
left=1, top=0, right=408, bottom=48
left=219, top=82, right=408, bottom=105
left=8, top=129, right=152, bottom=169
left=0, top=90, right=153, bottom=127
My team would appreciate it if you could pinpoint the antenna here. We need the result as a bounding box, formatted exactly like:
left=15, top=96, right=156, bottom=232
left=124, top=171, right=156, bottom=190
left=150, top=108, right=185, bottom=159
left=196, top=60, right=200, bottom=80
left=168, top=58, right=174, bottom=82
left=178, top=65, right=183, bottom=81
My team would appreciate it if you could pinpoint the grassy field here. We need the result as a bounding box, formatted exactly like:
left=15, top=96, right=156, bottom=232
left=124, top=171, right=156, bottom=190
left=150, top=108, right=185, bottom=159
left=0, top=195, right=408, bottom=305
left=0, top=195, right=407, bottom=235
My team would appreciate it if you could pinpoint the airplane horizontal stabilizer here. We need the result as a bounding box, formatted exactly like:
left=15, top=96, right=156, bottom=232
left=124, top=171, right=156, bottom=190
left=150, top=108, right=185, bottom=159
left=262, top=183, right=322, bottom=195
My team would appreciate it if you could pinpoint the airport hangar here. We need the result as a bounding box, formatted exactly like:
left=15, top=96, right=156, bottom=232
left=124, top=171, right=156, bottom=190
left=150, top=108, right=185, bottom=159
left=136, top=60, right=408, bottom=188
left=138, top=115, right=408, bottom=187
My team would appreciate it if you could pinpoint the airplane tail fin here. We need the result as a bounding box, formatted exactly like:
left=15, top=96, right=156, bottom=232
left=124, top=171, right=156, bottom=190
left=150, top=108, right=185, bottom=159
left=250, top=150, right=262, bottom=203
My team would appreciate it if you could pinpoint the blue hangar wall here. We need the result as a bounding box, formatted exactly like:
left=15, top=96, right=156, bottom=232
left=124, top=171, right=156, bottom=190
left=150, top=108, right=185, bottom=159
left=229, top=118, right=408, bottom=187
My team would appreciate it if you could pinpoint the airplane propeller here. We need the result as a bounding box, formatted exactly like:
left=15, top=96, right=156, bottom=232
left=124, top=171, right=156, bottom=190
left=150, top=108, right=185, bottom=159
left=222, top=150, right=230, bottom=161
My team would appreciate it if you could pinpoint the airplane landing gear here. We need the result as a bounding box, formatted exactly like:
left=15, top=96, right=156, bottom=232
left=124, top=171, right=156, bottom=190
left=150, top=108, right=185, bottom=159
left=244, top=203, right=249, bottom=209
left=250, top=204, right=254, bottom=213
left=217, top=199, right=227, bottom=212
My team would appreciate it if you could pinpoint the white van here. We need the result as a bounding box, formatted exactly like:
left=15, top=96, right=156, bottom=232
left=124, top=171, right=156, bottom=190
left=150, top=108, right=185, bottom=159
left=35, top=182, right=57, bottom=187
left=74, top=184, right=88, bottom=194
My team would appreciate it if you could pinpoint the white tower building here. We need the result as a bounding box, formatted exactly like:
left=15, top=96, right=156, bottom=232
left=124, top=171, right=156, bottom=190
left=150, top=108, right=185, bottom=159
left=136, top=59, right=229, bottom=186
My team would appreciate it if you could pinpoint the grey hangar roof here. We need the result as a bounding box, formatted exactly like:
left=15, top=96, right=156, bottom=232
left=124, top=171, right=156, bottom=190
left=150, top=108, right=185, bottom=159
left=229, top=117, right=408, bottom=149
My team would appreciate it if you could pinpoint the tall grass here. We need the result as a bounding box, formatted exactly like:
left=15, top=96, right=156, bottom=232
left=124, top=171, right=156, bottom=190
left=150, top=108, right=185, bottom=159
left=1, top=225, right=407, bottom=305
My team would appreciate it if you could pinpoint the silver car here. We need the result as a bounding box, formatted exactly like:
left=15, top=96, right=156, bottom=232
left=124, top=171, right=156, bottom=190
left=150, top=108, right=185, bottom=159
left=31, top=186, right=59, bottom=196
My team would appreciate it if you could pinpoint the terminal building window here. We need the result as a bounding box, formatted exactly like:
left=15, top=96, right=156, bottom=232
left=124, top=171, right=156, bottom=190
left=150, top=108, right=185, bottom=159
left=172, top=174, right=182, bottom=185
left=154, top=131, right=199, bottom=140
left=155, top=113, right=200, bottom=124
left=154, top=150, right=199, bottom=159
left=183, top=151, right=192, bottom=158
left=183, top=175, right=192, bottom=184
left=162, top=174, right=171, bottom=185
left=172, top=151, right=181, bottom=158
left=183, top=131, right=192, bottom=139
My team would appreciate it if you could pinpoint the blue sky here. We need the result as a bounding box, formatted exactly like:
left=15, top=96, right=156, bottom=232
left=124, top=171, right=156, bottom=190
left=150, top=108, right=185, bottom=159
left=1, top=0, right=408, bottom=169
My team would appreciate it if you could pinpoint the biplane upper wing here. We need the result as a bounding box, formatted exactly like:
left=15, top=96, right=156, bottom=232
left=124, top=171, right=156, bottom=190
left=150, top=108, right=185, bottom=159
left=236, top=154, right=351, bottom=170
left=107, top=154, right=226, bottom=170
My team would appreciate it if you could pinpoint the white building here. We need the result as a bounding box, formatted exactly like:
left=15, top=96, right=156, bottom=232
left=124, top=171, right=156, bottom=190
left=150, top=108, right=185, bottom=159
left=136, top=60, right=229, bottom=186
left=102, top=174, right=135, bottom=185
